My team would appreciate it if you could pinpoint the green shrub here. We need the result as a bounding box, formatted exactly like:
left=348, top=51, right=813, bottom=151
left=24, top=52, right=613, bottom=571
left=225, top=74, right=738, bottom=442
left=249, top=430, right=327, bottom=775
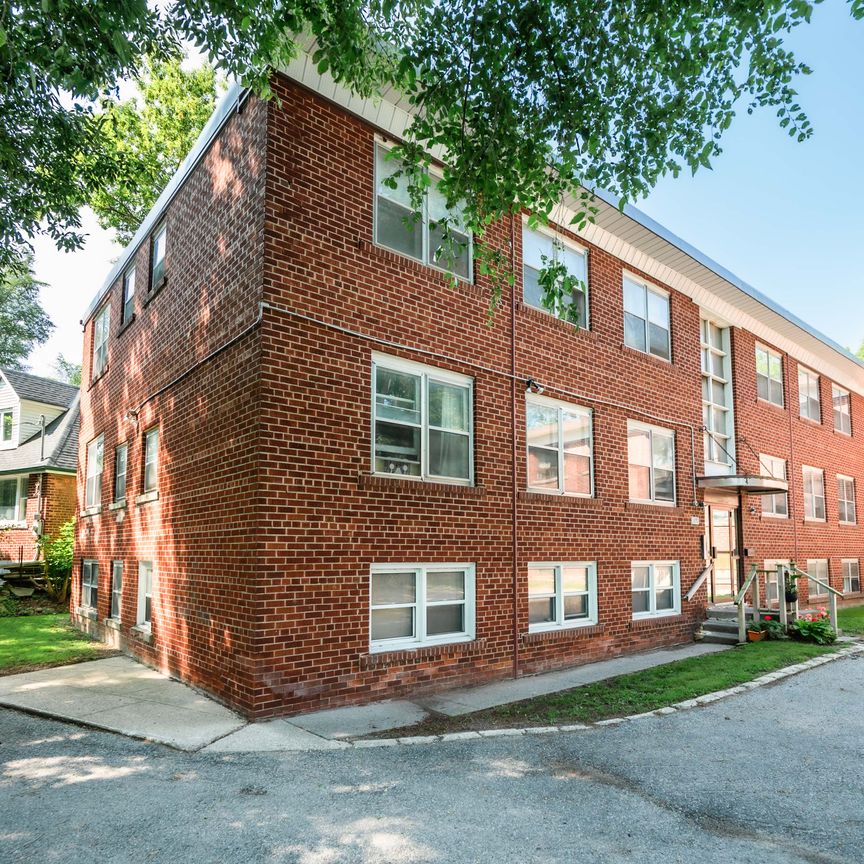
left=789, top=610, right=837, bottom=645
left=38, top=519, right=75, bottom=603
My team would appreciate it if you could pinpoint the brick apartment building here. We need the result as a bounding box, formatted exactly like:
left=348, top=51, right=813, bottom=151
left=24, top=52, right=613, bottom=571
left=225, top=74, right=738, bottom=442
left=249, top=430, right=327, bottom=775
left=72, top=52, right=864, bottom=718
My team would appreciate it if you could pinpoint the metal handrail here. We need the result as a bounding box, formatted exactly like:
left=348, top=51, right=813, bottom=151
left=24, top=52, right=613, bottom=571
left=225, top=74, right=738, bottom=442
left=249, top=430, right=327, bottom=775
left=685, top=562, right=713, bottom=602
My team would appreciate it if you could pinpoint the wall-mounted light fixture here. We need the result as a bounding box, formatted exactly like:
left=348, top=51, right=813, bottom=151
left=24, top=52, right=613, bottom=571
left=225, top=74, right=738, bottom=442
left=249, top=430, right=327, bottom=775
left=525, top=378, right=544, bottom=395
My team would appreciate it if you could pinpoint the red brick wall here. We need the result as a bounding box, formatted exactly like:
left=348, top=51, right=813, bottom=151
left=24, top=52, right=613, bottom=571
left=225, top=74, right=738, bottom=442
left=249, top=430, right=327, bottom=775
left=0, top=473, right=75, bottom=563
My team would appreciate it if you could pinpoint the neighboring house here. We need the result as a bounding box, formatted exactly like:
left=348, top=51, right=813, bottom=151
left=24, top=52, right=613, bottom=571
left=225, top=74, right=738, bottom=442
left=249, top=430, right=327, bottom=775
left=0, top=369, right=79, bottom=564
left=72, top=53, right=864, bottom=719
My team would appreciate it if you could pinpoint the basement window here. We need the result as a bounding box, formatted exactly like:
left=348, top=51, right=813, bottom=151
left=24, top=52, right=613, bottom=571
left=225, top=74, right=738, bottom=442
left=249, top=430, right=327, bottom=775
left=632, top=562, right=680, bottom=618
left=528, top=563, right=598, bottom=631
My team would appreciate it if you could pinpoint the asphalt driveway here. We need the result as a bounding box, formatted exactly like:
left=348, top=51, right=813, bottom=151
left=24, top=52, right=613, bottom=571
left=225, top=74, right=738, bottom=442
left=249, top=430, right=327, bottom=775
left=1, top=652, right=862, bottom=863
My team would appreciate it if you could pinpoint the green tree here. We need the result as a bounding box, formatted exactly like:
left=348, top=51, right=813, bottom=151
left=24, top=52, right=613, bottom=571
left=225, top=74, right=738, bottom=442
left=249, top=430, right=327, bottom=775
left=53, top=355, right=82, bottom=387
left=90, top=57, right=219, bottom=244
left=857, top=342, right=864, bottom=361
left=0, top=259, right=53, bottom=368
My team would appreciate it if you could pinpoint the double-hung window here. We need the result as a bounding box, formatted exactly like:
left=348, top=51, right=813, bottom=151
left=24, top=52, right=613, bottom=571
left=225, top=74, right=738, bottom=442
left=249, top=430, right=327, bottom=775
left=526, top=396, right=593, bottom=496
left=0, top=409, right=13, bottom=444
left=798, top=366, right=821, bottom=422
left=81, top=560, right=98, bottom=610
left=528, top=563, right=598, bottom=631
left=760, top=454, right=788, bottom=518
left=143, top=428, right=159, bottom=492
left=627, top=421, right=676, bottom=505
left=838, top=475, right=857, bottom=525
left=114, top=443, right=128, bottom=502
left=755, top=345, right=784, bottom=406
left=137, top=561, right=154, bottom=628
left=701, top=320, right=733, bottom=466
left=803, top=466, right=826, bottom=521
left=151, top=222, right=167, bottom=288
left=93, top=304, right=110, bottom=378
left=623, top=275, right=670, bottom=360
left=632, top=562, right=680, bottom=618
left=372, top=355, right=472, bottom=483
left=806, top=559, right=829, bottom=600
left=833, top=385, right=852, bottom=435
left=843, top=559, right=861, bottom=594
left=122, top=266, right=136, bottom=324
left=369, top=564, right=475, bottom=651
left=374, top=144, right=471, bottom=279
left=522, top=225, right=588, bottom=326
left=111, top=561, right=123, bottom=619
left=0, top=476, right=26, bottom=523
left=85, top=435, right=104, bottom=509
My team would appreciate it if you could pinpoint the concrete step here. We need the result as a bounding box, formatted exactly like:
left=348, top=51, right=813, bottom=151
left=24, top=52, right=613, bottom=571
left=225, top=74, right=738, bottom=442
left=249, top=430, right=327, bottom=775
left=702, top=618, right=739, bottom=634
left=699, top=630, right=740, bottom=645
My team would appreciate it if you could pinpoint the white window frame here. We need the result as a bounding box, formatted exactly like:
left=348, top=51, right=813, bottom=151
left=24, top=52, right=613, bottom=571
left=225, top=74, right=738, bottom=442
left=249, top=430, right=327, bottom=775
left=755, top=344, right=784, bottom=407
left=0, top=408, right=13, bottom=445
left=143, top=427, right=159, bottom=493
left=803, top=466, right=826, bottom=522
left=622, top=273, right=671, bottom=361
left=114, top=443, right=128, bottom=502
left=798, top=366, right=821, bottom=423
left=806, top=559, right=829, bottom=599
left=122, top=265, right=136, bottom=324
left=85, top=435, right=104, bottom=509
left=527, top=562, right=598, bottom=632
left=110, top=561, right=123, bottom=620
left=832, top=385, right=852, bottom=435
left=0, top=474, right=27, bottom=525
left=371, top=353, right=473, bottom=485
left=137, top=561, right=154, bottom=629
left=701, top=319, right=734, bottom=468
left=842, top=559, right=860, bottom=594
left=151, top=222, right=167, bottom=289
left=93, top=304, right=110, bottom=378
left=631, top=561, right=681, bottom=619
left=760, top=454, right=788, bottom=519
left=369, top=563, right=476, bottom=653
left=838, top=474, right=857, bottom=525
left=627, top=420, right=676, bottom=506
left=373, top=142, right=473, bottom=281
left=525, top=394, right=594, bottom=497
left=81, top=560, right=98, bottom=611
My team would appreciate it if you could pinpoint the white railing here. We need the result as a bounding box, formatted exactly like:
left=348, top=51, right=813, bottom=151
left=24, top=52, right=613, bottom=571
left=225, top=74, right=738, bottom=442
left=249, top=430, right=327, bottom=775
left=788, top=563, right=844, bottom=633
left=685, top=562, right=713, bottom=603
left=734, top=563, right=760, bottom=643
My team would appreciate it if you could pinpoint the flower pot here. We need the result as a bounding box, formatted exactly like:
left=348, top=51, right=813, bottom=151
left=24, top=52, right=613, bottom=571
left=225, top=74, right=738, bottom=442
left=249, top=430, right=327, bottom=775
left=747, top=630, right=765, bottom=642
left=785, top=591, right=798, bottom=604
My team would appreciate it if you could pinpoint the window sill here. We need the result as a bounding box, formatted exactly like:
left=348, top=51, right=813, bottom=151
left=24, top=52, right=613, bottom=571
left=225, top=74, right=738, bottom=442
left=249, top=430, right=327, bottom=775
left=621, top=343, right=672, bottom=367
left=625, top=501, right=682, bottom=515
left=798, top=415, right=822, bottom=427
left=107, top=500, right=127, bottom=512
left=143, top=275, right=167, bottom=307
left=833, top=428, right=852, bottom=438
left=760, top=512, right=789, bottom=520
left=76, top=606, right=98, bottom=621
left=0, top=520, right=27, bottom=529
left=131, top=624, right=153, bottom=644
left=88, top=368, right=109, bottom=391
left=358, top=473, right=484, bottom=497
left=359, top=637, right=485, bottom=669
left=135, top=490, right=159, bottom=506
left=519, top=490, right=602, bottom=506
left=526, top=620, right=601, bottom=639
left=630, top=612, right=682, bottom=630
left=756, top=397, right=786, bottom=412
left=362, top=238, right=475, bottom=288
left=104, top=617, right=122, bottom=631
left=81, top=505, right=102, bottom=518
left=803, top=517, right=827, bottom=525
left=117, top=314, right=136, bottom=336
left=516, top=302, right=595, bottom=336
left=839, top=522, right=858, bottom=529
left=369, top=634, right=475, bottom=656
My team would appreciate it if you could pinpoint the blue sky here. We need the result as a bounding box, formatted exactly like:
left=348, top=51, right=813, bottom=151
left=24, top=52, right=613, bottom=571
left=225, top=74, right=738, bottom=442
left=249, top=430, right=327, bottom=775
left=29, top=1, right=864, bottom=376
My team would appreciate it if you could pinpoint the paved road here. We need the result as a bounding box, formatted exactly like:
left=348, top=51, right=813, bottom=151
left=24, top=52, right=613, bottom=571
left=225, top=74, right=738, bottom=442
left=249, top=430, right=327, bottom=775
left=1, top=654, right=862, bottom=864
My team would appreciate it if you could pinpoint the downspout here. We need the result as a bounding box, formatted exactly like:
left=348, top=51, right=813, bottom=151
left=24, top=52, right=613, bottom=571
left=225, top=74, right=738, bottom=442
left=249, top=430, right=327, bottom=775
left=510, top=215, right=519, bottom=679
left=787, top=391, right=799, bottom=563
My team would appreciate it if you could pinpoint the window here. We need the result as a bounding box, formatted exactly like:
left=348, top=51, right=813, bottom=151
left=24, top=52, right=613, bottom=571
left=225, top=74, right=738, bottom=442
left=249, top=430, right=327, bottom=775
left=0, top=476, right=26, bottom=523
left=526, top=397, right=593, bottom=496
left=623, top=275, right=670, bottom=360
left=372, top=355, right=472, bottom=483
left=803, top=466, right=826, bottom=521
left=632, top=562, right=680, bottom=618
left=838, top=475, right=857, bottom=525
left=143, top=428, right=159, bottom=492
left=114, top=443, right=128, bottom=502
left=833, top=385, right=852, bottom=435
left=369, top=564, right=475, bottom=651
left=122, top=265, right=136, bottom=324
left=843, top=559, right=860, bottom=594
left=374, top=144, right=471, bottom=279
left=93, top=304, right=110, bottom=378
left=627, top=421, right=676, bottom=505
left=85, top=435, right=104, bottom=509
left=522, top=225, right=588, bottom=326
left=806, top=559, right=829, bottom=600
left=137, top=561, right=154, bottom=627
left=81, top=560, right=98, bottom=610
left=528, top=563, right=598, bottom=631
left=755, top=345, right=784, bottom=406
left=150, top=222, right=167, bottom=288
left=0, top=409, right=12, bottom=443
left=111, top=561, right=123, bottom=619
left=701, top=320, right=733, bottom=466
left=798, top=366, right=821, bottom=422
left=760, top=455, right=788, bottom=518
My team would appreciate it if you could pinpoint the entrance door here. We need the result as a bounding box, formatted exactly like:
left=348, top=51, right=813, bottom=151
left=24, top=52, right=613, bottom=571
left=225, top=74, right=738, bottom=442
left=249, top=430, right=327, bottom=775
left=708, top=507, right=738, bottom=602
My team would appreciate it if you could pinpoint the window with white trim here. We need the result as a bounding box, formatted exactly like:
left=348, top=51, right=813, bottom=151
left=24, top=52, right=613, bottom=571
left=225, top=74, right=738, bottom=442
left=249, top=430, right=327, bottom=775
left=632, top=562, right=680, bottom=618
left=798, top=366, right=821, bottom=422
left=806, top=558, right=829, bottom=599
left=803, top=466, right=826, bottom=521
left=369, top=564, right=475, bottom=651
left=0, top=475, right=26, bottom=523
left=760, top=454, right=788, bottom=518
left=838, top=475, right=857, bottom=525
left=755, top=345, right=784, bottom=406
left=623, top=275, right=670, bottom=360
left=833, top=385, right=852, bottom=435
left=85, top=435, right=104, bottom=509
left=374, top=144, right=471, bottom=279
left=81, top=560, right=98, bottom=610
left=122, top=265, right=136, bottom=324
left=528, top=563, right=598, bottom=631
left=111, top=561, right=123, bottom=619
left=522, top=225, right=588, bottom=326
left=137, top=561, right=153, bottom=627
left=150, top=222, right=166, bottom=288
left=143, top=427, right=159, bottom=492
left=627, top=421, right=675, bottom=505
left=701, top=319, right=733, bottom=467
left=526, top=396, right=593, bottom=496
left=843, top=559, right=860, bottom=594
left=114, top=443, right=128, bottom=502
left=0, top=409, right=13, bottom=444
left=93, top=304, right=110, bottom=378
left=373, top=355, right=472, bottom=483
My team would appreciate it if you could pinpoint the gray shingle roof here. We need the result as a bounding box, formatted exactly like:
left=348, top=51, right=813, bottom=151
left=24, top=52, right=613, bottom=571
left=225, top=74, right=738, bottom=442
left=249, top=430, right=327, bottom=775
left=1, top=369, right=79, bottom=408
left=0, top=393, right=79, bottom=475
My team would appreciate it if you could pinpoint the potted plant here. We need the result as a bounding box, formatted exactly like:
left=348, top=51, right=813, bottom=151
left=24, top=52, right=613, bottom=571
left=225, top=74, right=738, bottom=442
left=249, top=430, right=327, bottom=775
left=784, top=573, right=799, bottom=604
left=746, top=620, right=765, bottom=642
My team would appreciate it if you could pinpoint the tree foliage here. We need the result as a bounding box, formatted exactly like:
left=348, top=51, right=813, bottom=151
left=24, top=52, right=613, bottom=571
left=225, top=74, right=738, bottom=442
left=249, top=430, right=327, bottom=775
left=53, top=355, right=82, bottom=386
left=37, top=518, right=75, bottom=604
left=0, top=259, right=53, bottom=368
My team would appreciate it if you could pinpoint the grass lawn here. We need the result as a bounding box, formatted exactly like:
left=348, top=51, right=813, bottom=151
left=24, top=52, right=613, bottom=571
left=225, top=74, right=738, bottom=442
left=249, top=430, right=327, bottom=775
left=838, top=606, right=864, bottom=635
left=0, top=614, right=115, bottom=675
left=378, top=641, right=840, bottom=737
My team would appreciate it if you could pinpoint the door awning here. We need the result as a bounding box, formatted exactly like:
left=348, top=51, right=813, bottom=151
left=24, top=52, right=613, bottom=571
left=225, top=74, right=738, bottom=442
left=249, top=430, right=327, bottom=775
left=697, top=474, right=789, bottom=495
